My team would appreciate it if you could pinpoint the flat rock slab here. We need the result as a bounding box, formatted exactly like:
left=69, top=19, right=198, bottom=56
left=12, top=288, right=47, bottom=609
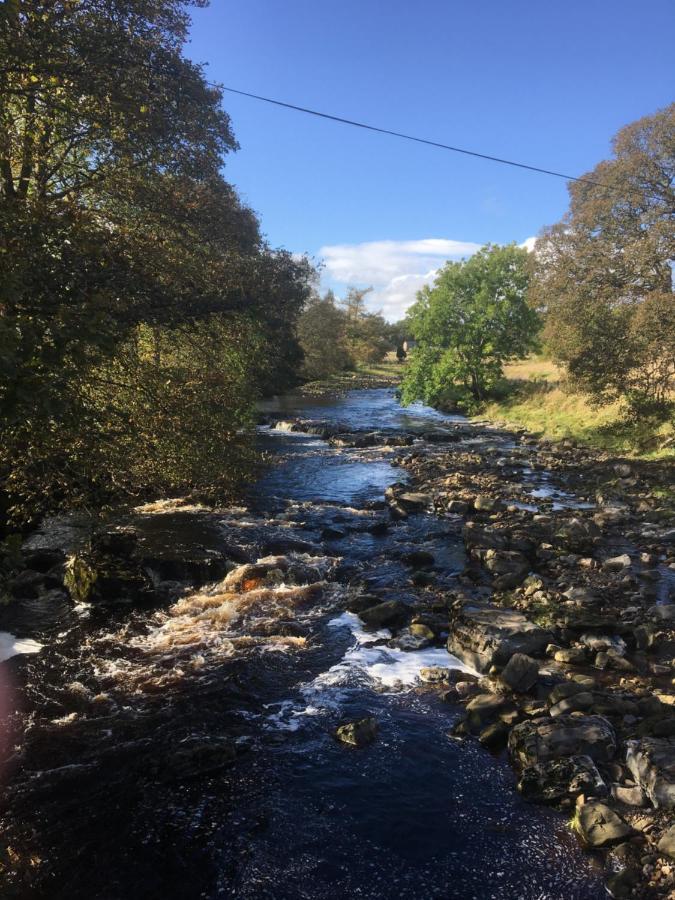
left=626, top=737, right=675, bottom=809
left=509, top=715, right=617, bottom=768
left=448, top=603, right=551, bottom=672
left=577, top=801, right=632, bottom=847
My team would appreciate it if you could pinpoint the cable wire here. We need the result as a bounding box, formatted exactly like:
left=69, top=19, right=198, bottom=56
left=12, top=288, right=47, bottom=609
left=218, top=85, right=613, bottom=191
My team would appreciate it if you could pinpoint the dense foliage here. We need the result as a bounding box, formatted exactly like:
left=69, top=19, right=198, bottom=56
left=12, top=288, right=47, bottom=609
left=533, top=104, right=674, bottom=419
left=297, top=288, right=395, bottom=380
left=0, top=0, right=312, bottom=527
left=400, top=245, right=539, bottom=410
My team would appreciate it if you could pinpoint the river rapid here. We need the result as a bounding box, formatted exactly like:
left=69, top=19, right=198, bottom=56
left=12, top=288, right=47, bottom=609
left=0, top=388, right=610, bottom=899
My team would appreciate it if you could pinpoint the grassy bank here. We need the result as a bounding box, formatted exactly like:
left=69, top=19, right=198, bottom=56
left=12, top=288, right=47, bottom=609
left=479, top=357, right=674, bottom=460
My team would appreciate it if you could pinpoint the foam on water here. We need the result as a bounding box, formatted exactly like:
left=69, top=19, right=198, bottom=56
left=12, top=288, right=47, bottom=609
left=264, top=612, right=478, bottom=731
left=0, top=632, right=43, bottom=662
left=324, top=612, right=476, bottom=688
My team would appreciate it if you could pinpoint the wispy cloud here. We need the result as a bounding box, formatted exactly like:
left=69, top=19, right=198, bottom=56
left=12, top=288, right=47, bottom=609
left=319, top=238, right=482, bottom=321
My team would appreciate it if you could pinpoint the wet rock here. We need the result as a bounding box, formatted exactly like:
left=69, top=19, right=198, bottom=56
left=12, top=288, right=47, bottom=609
left=359, top=599, right=409, bottom=629
left=625, top=737, right=675, bottom=808
left=447, top=500, right=469, bottom=514
left=549, top=692, right=594, bottom=717
left=396, top=492, right=431, bottom=511
left=603, top=554, right=632, bottom=572
left=518, top=755, right=606, bottom=803
left=500, top=653, right=539, bottom=692
left=223, top=557, right=289, bottom=592
left=392, top=629, right=432, bottom=651
left=465, top=693, right=515, bottom=732
left=657, top=824, right=675, bottom=859
left=336, top=717, right=378, bottom=747
left=456, top=680, right=480, bottom=699
left=448, top=604, right=551, bottom=673
left=610, top=783, right=647, bottom=807
left=509, top=715, right=617, bottom=767
left=409, top=622, right=435, bottom=640
left=606, top=868, right=641, bottom=899
left=478, top=721, right=510, bottom=750
left=576, top=800, right=632, bottom=847
left=419, top=666, right=476, bottom=685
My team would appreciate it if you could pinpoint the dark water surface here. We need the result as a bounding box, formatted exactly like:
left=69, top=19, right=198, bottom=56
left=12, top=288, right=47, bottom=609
left=0, top=389, right=608, bottom=899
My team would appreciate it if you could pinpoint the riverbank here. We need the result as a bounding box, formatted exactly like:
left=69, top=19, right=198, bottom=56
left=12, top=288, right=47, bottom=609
left=479, top=358, right=674, bottom=462
left=295, top=360, right=403, bottom=399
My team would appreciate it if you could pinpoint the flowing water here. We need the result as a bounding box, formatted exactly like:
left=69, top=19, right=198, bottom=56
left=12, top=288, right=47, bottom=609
left=0, top=389, right=609, bottom=899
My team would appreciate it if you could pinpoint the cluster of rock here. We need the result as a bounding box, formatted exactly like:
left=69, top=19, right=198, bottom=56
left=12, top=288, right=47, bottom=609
left=364, top=436, right=675, bottom=897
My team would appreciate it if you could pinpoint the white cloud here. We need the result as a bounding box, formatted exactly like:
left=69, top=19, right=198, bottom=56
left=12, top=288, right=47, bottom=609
left=319, top=238, right=482, bottom=321
left=519, top=236, right=538, bottom=252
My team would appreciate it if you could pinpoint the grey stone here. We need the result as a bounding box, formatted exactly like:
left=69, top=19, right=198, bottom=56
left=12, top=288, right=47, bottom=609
left=610, top=783, right=647, bottom=807
left=518, top=754, right=606, bottom=803
left=576, top=801, right=632, bottom=847
left=625, top=737, right=675, bottom=809
left=336, top=717, right=378, bottom=747
left=509, top=715, right=617, bottom=768
left=657, top=824, right=675, bottom=859
left=500, top=653, right=539, bottom=692
left=359, top=600, right=409, bottom=628
left=448, top=603, right=551, bottom=673
left=603, top=554, right=632, bottom=572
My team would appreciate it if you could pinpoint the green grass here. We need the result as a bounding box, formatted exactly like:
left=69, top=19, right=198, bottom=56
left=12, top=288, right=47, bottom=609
left=479, top=357, right=674, bottom=460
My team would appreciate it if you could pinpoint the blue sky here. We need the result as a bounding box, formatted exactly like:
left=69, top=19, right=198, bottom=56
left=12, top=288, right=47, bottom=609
left=187, top=0, right=674, bottom=320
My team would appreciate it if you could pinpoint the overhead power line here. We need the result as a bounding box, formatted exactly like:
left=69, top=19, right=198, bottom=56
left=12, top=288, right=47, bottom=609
left=218, top=85, right=610, bottom=191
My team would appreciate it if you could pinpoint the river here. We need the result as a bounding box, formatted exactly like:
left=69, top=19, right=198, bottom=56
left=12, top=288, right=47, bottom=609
left=0, top=387, right=609, bottom=899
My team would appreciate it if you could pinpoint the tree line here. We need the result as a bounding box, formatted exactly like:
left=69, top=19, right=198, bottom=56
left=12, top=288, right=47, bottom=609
left=297, top=287, right=402, bottom=381
left=1, top=1, right=671, bottom=530
left=0, top=0, right=314, bottom=529
left=400, top=104, right=674, bottom=423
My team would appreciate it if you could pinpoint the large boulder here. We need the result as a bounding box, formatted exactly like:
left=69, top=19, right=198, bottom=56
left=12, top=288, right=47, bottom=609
left=336, top=717, right=378, bottom=748
left=625, top=737, right=675, bottom=809
left=518, top=755, right=607, bottom=803
left=500, top=653, right=539, bottom=692
left=448, top=603, right=551, bottom=672
left=359, top=599, right=409, bottom=629
left=576, top=801, right=632, bottom=847
left=509, top=715, right=617, bottom=768
left=657, top=824, right=675, bottom=859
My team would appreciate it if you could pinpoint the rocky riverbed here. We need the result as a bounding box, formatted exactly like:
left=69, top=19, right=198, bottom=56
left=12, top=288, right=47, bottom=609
left=0, top=387, right=672, bottom=898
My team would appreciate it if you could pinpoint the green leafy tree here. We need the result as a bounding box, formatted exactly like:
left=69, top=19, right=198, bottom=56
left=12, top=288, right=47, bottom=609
left=0, top=0, right=313, bottom=526
left=533, top=103, right=674, bottom=417
left=401, top=244, right=539, bottom=409
left=297, top=291, right=352, bottom=380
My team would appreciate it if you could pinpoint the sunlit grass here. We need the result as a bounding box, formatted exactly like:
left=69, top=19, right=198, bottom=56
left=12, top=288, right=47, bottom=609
left=480, top=356, right=674, bottom=460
